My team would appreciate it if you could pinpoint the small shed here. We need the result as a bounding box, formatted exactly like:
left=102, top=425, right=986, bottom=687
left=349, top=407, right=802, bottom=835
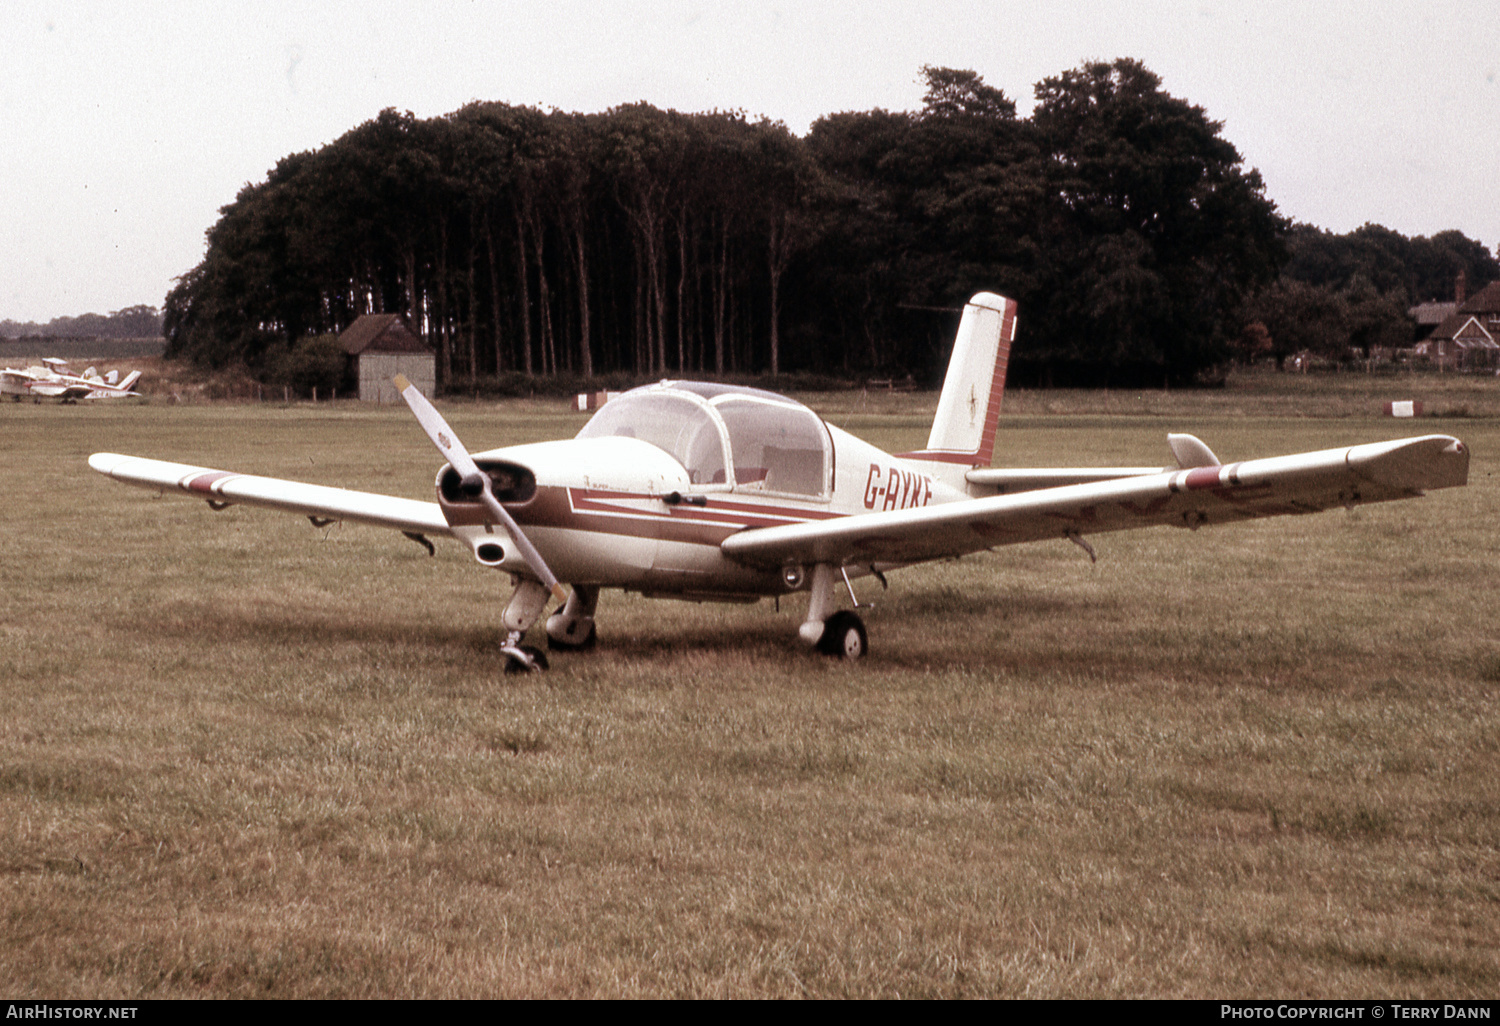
left=339, top=314, right=434, bottom=403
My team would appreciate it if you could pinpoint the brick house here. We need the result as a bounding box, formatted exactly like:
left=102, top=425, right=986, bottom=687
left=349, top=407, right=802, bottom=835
left=1415, top=281, right=1500, bottom=371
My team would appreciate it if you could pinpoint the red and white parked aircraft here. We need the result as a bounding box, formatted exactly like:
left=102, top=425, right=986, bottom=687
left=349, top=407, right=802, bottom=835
left=3, top=358, right=142, bottom=402
left=89, top=294, right=1468, bottom=668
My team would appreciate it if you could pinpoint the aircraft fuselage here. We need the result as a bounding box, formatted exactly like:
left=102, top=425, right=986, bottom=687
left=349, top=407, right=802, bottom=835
left=444, top=423, right=963, bottom=601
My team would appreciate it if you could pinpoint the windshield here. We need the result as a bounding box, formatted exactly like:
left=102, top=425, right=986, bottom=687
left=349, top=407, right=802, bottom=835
left=576, top=390, right=728, bottom=485
left=576, top=383, right=831, bottom=497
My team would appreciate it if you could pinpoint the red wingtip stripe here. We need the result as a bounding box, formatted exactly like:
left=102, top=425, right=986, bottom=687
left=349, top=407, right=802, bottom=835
left=1183, top=467, right=1222, bottom=490
left=185, top=471, right=234, bottom=495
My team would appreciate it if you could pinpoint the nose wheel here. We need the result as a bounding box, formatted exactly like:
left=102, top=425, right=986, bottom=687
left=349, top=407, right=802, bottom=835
left=502, top=642, right=549, bottom=674
left=498, top=580, right=556, bottom=674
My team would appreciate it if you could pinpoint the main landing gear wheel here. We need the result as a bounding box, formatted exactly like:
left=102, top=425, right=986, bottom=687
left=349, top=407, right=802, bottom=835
left=547, top=623, right=597, bottom=652
left=546, top=586, right=599, bottom=652
left=817, top=610, right=868, bottom=660
left=503, top=644, right=549, bottom=674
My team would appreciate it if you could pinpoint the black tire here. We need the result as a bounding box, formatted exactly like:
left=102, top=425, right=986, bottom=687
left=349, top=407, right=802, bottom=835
left=546, top=623, right=597, bottom=652
left=503, top=644, right=550, bottom=674
left=817, top=610, right=868, bottom=660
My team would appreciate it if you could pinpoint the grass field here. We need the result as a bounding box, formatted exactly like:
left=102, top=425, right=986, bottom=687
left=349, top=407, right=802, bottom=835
left=1, top=371, right=1496, bottom=998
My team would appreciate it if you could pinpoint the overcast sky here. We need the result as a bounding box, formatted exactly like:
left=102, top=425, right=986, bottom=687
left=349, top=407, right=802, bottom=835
left=3, top=0, right=1497, bottom=323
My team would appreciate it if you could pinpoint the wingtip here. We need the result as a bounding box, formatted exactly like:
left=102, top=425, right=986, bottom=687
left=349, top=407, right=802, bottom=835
left=1349, top=434, right=1469, bottom=491
left=88, top=452, right=127, bottom=475
left=392, top=374, right=411, bottom=392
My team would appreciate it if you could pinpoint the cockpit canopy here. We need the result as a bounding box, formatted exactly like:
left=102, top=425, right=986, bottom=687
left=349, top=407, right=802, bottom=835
left=575, top=381, right=833, bottom=498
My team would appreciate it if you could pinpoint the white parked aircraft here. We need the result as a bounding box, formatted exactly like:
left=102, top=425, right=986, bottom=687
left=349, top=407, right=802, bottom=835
left=89, top=293, right=1468, bottom=669
left=2, top=358, right=142, bottom=402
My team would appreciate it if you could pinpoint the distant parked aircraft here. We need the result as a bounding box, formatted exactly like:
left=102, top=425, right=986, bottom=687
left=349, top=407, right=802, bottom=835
left=2, top=358, right=142, bottom=402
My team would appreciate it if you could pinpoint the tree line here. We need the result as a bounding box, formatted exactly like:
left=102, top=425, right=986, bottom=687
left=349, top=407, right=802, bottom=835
left=1244, top=223, right=1498, bottom=369
left=2, top=305, right=163, bottom=340
left=162, top=60, right=1494, bottom=391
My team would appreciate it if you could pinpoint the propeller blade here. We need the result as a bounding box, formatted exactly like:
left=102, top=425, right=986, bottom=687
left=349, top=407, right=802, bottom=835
left=394, top=374, right=485, bottom=490
left=394, top=375, right=567, bottom=604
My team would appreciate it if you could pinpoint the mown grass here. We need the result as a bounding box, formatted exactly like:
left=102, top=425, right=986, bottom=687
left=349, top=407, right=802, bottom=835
left=1, top=372, right=1496, bottom=997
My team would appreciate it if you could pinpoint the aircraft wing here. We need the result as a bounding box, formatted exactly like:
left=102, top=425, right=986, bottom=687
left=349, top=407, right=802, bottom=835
left=31, top=382, right=93, bottom=400
left=722, top=434, right=1468, bottom=569
left=964, top=466, right=1164, bottom=493
left=89, top=453, right=452, bottom=536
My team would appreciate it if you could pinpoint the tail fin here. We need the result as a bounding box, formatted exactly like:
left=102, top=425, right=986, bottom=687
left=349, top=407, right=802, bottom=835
left=117, top=371, right=142, bottom=392
left=896, top=292, right=1016, bottom=472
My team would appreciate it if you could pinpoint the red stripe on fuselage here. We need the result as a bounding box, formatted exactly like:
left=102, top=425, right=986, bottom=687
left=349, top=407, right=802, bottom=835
left=477, top=485, right=849, bottom=548
left=1183, top=466, right=1222, bottom=490
left=894, top=450, right=985, bottom=466
left=567, top=488, right=843, bottom=530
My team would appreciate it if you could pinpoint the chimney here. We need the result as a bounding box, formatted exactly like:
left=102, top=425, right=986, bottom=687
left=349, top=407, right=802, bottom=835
left=1456, top=267, right=1468, bottom=305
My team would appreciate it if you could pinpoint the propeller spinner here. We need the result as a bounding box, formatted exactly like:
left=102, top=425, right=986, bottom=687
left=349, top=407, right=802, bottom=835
left=393, top=375, right=567, bottom=604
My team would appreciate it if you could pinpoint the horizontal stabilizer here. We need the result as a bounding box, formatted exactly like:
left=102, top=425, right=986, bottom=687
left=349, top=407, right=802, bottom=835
left=1169, top=433, right=1219, bottom=469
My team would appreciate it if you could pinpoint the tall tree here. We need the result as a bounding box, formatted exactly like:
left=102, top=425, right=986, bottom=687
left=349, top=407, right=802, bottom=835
left=1026, top=59, right=1285, bottom=385
left=748, top=118, right=821, bottom=375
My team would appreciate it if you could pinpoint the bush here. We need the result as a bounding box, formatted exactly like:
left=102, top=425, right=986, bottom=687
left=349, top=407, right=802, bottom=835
left=264, top=334, right=348, bottom=397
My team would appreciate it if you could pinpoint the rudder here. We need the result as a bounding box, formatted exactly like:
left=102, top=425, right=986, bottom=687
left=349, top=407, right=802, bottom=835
left=898, top=292, right=1016, bottom=472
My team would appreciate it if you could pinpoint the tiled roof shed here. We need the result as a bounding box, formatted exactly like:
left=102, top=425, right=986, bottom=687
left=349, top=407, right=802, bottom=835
left=339, top=314, right=428, bottom=356
left=338, top=314, right=434, bottom=402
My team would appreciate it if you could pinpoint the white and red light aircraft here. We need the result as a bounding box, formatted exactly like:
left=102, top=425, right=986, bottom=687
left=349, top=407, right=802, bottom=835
left=3, top=358, right=142, bottom=402
left=89, top=293, right=1468, bottom=669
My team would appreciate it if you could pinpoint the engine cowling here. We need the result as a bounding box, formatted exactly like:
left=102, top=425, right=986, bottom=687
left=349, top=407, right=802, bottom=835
left=435, top=459, right=536, bottom=529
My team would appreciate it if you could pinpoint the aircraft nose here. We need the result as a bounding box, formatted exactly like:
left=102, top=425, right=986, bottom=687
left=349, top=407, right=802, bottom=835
left=439, top=458, right=538, bottom=505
